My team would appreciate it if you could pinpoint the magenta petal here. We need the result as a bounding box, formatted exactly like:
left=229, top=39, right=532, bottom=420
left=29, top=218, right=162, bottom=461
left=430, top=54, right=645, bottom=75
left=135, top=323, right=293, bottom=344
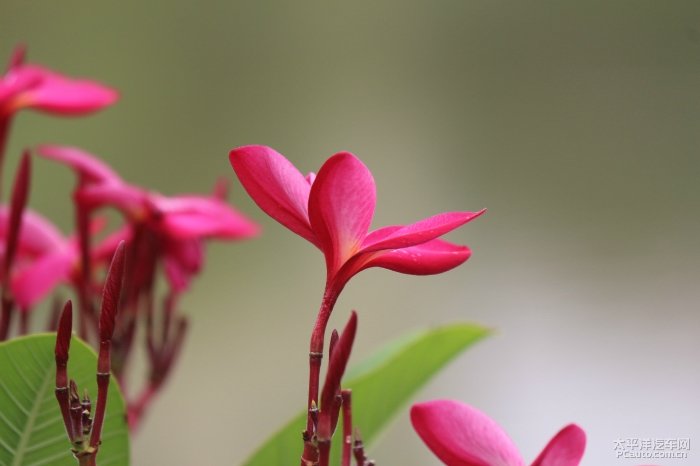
left=37, top=145, right=121, bottom=184
left=530, top=425, right=586, bottom=466
left=11, top=250, right=75, bottom=309
left=364, top=238, right=471, bottom=275
left=308, top=152, right=376, bottom=274
left=162, top=210, right=260, bottom=240
left=76, top=182, right=147, bottom=216
left=1, top=65, right=44, bottom=105
left=163, top=238, right=204, bottom=292
left=154, top=195, right=260, bottom=240
left=164, top=254, right=191, bottom=292
left=361, top=209, right=485, bottom=253
left=229, top=145, right=316, bottom=245
left=0, top=206, right=66, bottom=257
left=411, top=400, right=524, bottom=466
left=15, top=65, right=118, bottom=114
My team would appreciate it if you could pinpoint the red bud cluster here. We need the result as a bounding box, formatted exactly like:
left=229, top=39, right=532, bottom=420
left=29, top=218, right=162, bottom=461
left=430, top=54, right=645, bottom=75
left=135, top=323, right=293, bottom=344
left=53, top=243, right=125, bottom=465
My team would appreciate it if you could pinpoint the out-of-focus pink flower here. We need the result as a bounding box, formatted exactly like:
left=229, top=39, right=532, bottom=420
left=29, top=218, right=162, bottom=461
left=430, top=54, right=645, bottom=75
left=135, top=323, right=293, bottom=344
left=37, top=145, right=121, bottom=185
left=411, top=400, right=586, bottom=466
left=0, top=46, right=117, bottom=117
left=229, top=145, right=484, bottom=296
left=0, top=206, right=118, bottom=309
left=0, top=205, right=64, bottom=261
left=38, top=145, right=260, bottom=292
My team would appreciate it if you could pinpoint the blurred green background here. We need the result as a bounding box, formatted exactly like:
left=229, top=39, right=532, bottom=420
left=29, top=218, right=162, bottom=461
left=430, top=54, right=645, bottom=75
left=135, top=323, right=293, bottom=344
left=2, top=1, right=699, bottom=464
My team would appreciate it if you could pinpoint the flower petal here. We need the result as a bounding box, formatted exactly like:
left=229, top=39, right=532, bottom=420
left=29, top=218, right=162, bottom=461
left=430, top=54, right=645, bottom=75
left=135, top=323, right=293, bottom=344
left=0, top=206, right=66, bottom=257
left=163, top=238, right=204, bottom=292
left=229, top=145, right=316, bottom=245
left=0, top=66, right=43, bottom=110
left=411, top=400, right=524, bottom=466
left=361, top=209, right=485, bottom=253
left=530, top=424, right=586, bottom=466
left=76, top=182, right=148, bottom=217
left=363, top=238, right=471, bottom=275
left=11, top=250, right=76, bottom=309
left=11, top=65, right=118, bottom=115
left=37, top=145, right=122, bottom=184
left=161, top=210, right=260, bottom=240
left=308, top=152, right=376, bottom=275
left=153, top=195, right=260, bottom=240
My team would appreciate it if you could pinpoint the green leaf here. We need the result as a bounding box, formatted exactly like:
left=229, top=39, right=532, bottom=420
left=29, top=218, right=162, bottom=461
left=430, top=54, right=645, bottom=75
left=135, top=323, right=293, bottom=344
left=243, top=323, right=490, bottom=466
left=0, top=334, right=130, bottom=466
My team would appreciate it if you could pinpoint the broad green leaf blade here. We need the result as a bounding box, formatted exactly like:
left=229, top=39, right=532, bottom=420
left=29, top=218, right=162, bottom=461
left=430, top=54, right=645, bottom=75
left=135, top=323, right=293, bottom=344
left=0, top=334, right=130, bottom=466
left=243, top=323, right=489, bottom=466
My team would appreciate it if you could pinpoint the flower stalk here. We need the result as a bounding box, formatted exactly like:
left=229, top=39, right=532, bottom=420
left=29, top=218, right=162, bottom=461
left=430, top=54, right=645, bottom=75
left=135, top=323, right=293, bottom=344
left=0, top=151, right=31, bottom=340
left=229, top=146, right=483, bottom=465
left=53, top=241, right=126, bottom=465
left=340, top=390, right=353, bottom=466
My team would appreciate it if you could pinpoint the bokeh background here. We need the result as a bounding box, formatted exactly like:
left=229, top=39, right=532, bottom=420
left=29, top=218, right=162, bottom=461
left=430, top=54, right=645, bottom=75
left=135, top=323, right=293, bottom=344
left=2, top=1, right=699, bottom=465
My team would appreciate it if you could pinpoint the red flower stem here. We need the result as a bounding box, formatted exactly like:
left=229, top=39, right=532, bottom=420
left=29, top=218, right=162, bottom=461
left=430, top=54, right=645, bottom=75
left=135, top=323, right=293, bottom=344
left=161, top=291, right=176, bottom=344
left=301, top=428, right=319, bottom=466
left=0, top=117, right=12, bottom=199
left=301, top=286, right=338, bottom=466
left=90, top=241, right=125, bottom=451
left=0, top=152, right=31, bottom=341
left=55, top=385, right=72, bottom=441
left=89, top=340, right=111, bottom=449
left=126, top=384, right=157, bottom=431
left=126, top=388, right=159, bottom=431
left=307, top=286, right=338, bottom=432
left=128, top=315, right=187, bottom=431
left=317, top=438, right=331, bottom=466
left=77, top=453, right=97, bottom=466
left=341, top=390, right=353, bottom=466
left=0, top=298, right=12, bottom=341
left=55, top=302, right=74, bottom=441
left=76, top=206, right=94, bottom=341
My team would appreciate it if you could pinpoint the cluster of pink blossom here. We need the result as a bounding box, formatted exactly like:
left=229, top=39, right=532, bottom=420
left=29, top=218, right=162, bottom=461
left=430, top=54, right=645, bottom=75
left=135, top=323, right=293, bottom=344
left=0, top=45, right=258, bottom=440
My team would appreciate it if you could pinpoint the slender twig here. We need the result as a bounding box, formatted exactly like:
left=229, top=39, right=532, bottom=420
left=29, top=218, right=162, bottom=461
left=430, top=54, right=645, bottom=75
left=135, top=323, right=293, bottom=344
left=75, top=205, right=94, bottom=341
left=0, top=152, right=31, bottom=340
left=341, top=390, right=353, bottom=466
left=317, top=312, right=358, bottom=466
left=0, top=117, right=11, bottom=198
left=306, top=286, right=339, bottom=432
left=89, top=241, right=126, bottom=450
left=55, top=301, right=74, bottom=441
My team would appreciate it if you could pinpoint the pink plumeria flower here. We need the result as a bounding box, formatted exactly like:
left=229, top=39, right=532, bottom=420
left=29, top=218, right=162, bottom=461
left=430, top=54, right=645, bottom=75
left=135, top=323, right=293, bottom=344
left=38, top=145, right=260, bottom=292
left=0, top=45, right=117, bottom=118
left=39, top=145, right=260, bottom=241
left=0, top=206, right=118, bottom=309
left=229, top=145, right=485, bottom=299
left=0, top=205, right=65, bottom=263
left=411, top=400, right=586, bottom=466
